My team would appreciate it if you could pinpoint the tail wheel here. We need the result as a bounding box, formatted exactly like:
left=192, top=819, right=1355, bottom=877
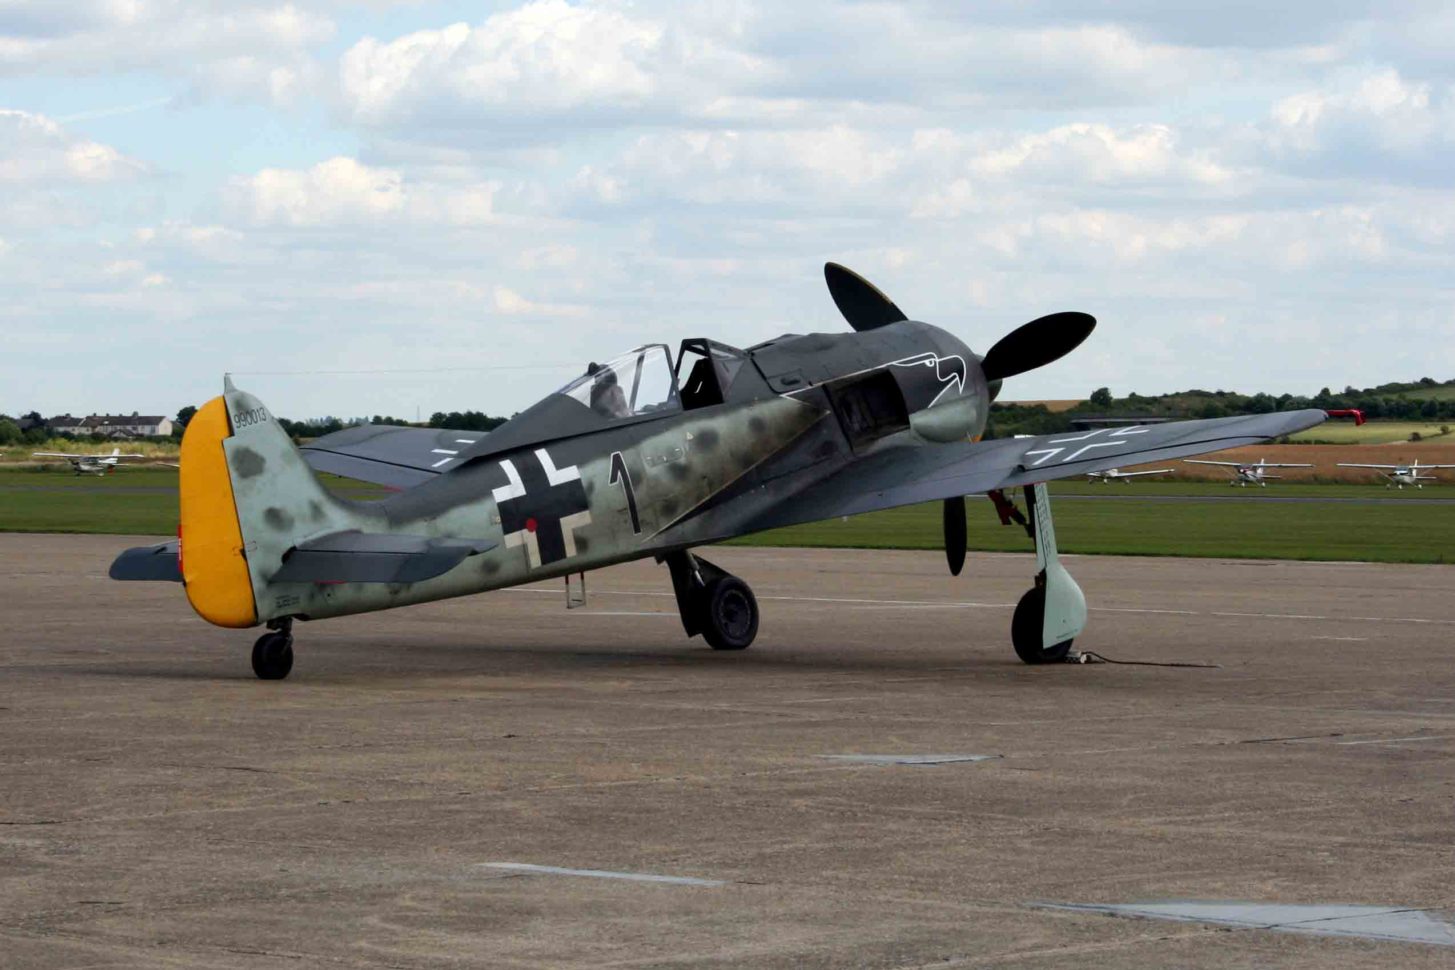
left=701, top=576, right=758, bottom=651
left=1011, top=586, right=1072, bottom=665
left=251, top=632, right=294, bottom=680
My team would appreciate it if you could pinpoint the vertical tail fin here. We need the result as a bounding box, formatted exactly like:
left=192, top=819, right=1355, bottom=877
left=179, top=381, right=369, bottom=627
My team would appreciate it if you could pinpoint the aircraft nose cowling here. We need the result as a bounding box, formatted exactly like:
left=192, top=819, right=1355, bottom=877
left=888, top=337, right=989, bottom=443
left=910, top=394, right=982, bottom=443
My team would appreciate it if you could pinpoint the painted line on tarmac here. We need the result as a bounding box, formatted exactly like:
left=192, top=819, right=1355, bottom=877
left=479, top=863, right=724, bottom=886
left=1333, top=735, right=1453, bottom=746
left=821, top=753, right=998, bottom=766
left=505, top=588, right=1455, bottom=625
left=575, top=611, right=676, bottom=618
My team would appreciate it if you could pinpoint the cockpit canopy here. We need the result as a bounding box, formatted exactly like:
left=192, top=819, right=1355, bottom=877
left=553, top=340, right=750, bottom=422
left=556, top=345, right=679, bottom=420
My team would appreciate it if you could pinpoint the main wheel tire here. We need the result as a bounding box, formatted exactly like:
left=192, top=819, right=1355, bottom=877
left=1011, top=587, right=1072, bottom=665
left=251, top=632, right=294, bottom=680
left=700, top=576, right=758, bottom=651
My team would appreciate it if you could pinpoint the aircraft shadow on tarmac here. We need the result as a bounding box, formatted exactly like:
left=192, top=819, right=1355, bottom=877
left=62, top=634, right=1103, bottom=684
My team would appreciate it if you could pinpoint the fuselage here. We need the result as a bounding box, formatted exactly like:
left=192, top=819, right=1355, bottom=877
left=238, top=322, right=986, bottom=624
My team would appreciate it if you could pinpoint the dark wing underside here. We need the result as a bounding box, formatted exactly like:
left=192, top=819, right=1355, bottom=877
left=743, top=409, right=1327, bottom=533
left=299, top=425, right=489, bottom=489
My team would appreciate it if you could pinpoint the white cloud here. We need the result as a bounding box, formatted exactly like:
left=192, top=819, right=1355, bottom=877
left=1265, top=68, right=1455, bottom=179
left=0, top=1, right=335, bottom=104
left=5, top=2, right=1455, bottom=419
left=0, top=109, right=148, bottom=183
left=493, top=284, right=583, bottom=317
left=224, top=156, right=498, bottom=226
left=968, top=123, right=1233, bottom=185
left=340, top=1, right=768, bottom=129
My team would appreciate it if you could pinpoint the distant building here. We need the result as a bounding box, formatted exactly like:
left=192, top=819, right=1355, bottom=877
left=46, top=412, right=174, bottom=438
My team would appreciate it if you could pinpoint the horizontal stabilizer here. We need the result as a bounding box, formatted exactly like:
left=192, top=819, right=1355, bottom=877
left=300, top=424, right=489, bottom=489
left=110, top=541, right=182, bottom=582
left=271, top=530, right=496, bottom=585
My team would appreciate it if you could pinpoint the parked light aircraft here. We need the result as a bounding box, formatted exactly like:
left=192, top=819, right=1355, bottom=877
left=33, top=447, right=146, bottom=475
left=1085, top=467, right=1173, bottom=483
left=1182, top=457, right=1312, bottom=486
left=1336, top=459, right=1455, bottom=488
left=110, top=263, right=1334, bottom=679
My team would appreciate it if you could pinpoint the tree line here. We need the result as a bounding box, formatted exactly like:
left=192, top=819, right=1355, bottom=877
left=7, top=376, right=1452, bottom=447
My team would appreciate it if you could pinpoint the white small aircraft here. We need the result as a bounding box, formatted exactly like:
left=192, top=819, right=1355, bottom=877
left=1085, top=467, right=1174, bottom=483
left=1182, top=457, right=1312, bottom=486
left=1336, top=458, right=1455, bottom=489
left=33, top=447, right=148, bottom=476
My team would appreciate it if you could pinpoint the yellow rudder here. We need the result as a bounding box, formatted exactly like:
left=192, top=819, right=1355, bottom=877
left=179, top=396, right=258, bottom=628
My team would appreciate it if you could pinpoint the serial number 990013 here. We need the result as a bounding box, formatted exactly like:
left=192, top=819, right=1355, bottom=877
left=232, top=406, right=270, bottom=429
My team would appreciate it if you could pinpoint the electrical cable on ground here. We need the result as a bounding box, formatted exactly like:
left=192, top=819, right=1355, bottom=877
left=1068, top=650, right=1220, bottom=669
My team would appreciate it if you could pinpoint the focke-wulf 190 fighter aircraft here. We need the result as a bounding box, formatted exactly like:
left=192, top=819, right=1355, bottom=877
left=1336, top=458, right=1455, bottom=489
left=1181, top=456, right=1312, bottom=486
left=33, top=447, right=147, bottom=475
left=111, top=264, right=1334, bottom=679
left=1084, top=466, right=1174, bottom=483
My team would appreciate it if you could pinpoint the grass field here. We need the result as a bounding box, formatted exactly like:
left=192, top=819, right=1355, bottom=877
left=731, top=494, right=1453, bottom=563
left=1290, top=420, right=1453, bottom=444
left=1392, top=385, right=1455, bottom=402
left=0, top=468, right=384, bottom=535
left=2, top=467, right=1451, bottom=564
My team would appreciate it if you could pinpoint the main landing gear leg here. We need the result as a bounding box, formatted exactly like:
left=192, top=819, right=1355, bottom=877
left=662, top=551, right=759, bottom=651
left=1011, top=483, right=1087, bottom=665
left=251, top=616, right=295, bottom=680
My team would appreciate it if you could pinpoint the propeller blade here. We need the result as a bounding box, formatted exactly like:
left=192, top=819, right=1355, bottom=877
left=944, top=495, right=966, bottom=576
left=980, top=311, right=1095, bottom=382
left=825, top=262, right=908, bottom=332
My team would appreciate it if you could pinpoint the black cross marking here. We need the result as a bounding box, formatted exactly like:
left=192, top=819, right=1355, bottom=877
left=493, top=449, right=590, bottom=568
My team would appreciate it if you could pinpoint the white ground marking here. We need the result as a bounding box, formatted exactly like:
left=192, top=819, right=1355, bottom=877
left=1038, top=901, right=1455, bottom=946
left=429, top=448, right=458, bottom=468
left=479, top=863, right=724, bottom=886
left=1309, top=636, right=1369, bottom=642
left=503, top=587, right=1455, bottom=625
left=1333, top=735, right=1452, bottom=746
left=575, top=611, right=675, bottom=618
left=821, top=754, right=997, bottom=766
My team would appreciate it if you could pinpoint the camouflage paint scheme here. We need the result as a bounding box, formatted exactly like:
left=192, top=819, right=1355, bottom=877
left=221, top=320, right=984, bottom=625
left=111, top=278, right=1328, bottom=662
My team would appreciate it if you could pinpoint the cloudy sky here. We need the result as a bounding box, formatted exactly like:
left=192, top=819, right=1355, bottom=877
left=3, top=1, right=1452, bottom=421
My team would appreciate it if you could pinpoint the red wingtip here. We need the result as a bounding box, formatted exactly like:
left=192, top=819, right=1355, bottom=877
left=1325, top=408, right=1366, bottom=426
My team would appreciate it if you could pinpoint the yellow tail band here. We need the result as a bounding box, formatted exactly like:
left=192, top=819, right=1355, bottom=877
left=179, top=396, right=258, bottom=628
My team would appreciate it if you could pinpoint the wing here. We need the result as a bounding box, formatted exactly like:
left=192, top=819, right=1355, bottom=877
left=32, top=452, right=85, bottom=459
left=1115, top=468, right=1174, bottom=477
left=1264, top=462, right=1312, bottom=468
left=1181, top=459, right=1239, bottom=467
left=743, top=410, right=1326, bottom=533
left=299, top=425, right=489, bottom=488
left=1337, top=463, right=1398, bottom=469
